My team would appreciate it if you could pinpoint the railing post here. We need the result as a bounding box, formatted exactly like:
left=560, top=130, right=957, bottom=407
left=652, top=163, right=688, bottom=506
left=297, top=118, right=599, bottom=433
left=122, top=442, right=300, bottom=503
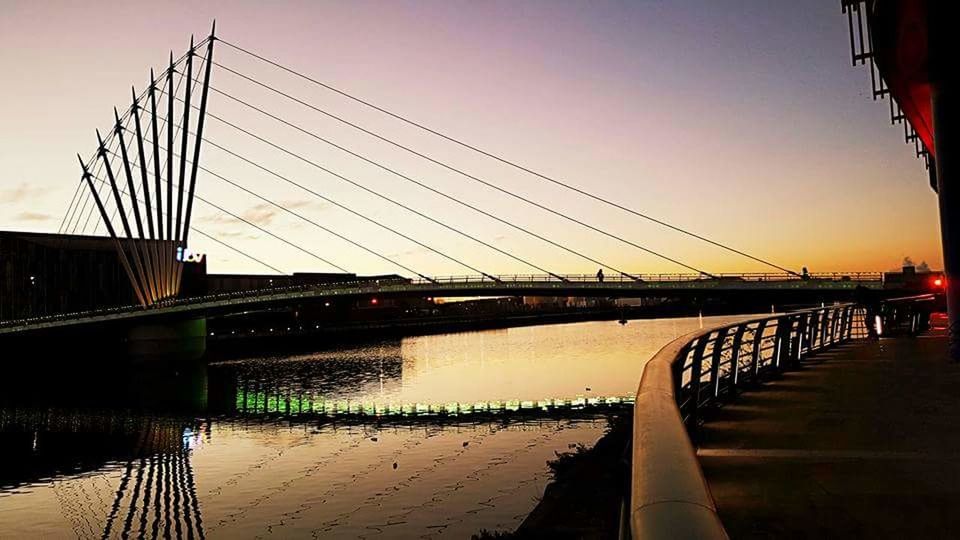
left=789, top=315, right=803, bottom=365
left=796, top=313, right=809, bottom=358
left=750, top=320, right=768, bottom=381
left=774, top=317, right=790, bottom=370
left=710, top=328, right=729, bottom=398
left=673, top=344, right=691, bottom=409
left=836, top=306, right=847, bottom=342
left=689, top=336, right=710, bottom=431
left=819, top=309, right=830, bottom=349
left=803, top=312, right=814, bottom=353
left=729, top=325, right=747, bottom=391
left=824, top=310, right=834, bottom=346
left=850, top=306, right=859, bottom=339
left=830, top=308, right=841, bottom=344
left=808, top=311, right=820, bottom=351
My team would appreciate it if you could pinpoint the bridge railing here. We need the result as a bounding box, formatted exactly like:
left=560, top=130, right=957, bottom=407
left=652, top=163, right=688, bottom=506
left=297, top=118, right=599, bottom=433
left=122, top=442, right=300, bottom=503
left=628, top=295, right=934, bottom=539
left=0, top=271, right=885, bottom=330
left=410, top=271, right=883, bottom=285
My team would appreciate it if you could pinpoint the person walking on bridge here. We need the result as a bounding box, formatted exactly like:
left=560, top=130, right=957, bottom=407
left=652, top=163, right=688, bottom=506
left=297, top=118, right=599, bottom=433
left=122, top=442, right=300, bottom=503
left=597, top=268, right=605, bottom=283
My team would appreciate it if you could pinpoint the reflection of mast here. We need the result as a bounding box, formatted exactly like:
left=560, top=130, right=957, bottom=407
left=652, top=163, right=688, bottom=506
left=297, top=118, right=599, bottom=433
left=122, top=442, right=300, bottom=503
left=100, top=444, right=205, bottom=538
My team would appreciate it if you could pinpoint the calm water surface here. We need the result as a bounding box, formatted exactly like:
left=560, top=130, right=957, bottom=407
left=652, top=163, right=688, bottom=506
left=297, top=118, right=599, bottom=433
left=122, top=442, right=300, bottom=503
left=0, top=315, right=745, bottom=538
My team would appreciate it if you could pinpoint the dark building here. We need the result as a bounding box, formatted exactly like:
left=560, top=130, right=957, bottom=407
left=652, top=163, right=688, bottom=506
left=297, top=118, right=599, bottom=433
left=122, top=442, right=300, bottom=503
left=1, top=230, right=409, bottom=322
left=0, top=231, right=202, bottom=321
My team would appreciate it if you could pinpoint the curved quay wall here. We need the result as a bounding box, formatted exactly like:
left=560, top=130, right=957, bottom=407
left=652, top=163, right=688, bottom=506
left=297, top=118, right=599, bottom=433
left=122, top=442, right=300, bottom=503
left=629, top=296, right=936, bottom=539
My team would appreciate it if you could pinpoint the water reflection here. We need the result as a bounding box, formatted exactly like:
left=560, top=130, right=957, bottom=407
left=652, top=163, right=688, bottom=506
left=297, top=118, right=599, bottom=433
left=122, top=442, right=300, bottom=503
left=0, top=316, right=748, bottom=538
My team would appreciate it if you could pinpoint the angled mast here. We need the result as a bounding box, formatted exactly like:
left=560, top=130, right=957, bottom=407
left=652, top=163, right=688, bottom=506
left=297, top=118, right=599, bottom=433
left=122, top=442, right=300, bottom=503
left=78, top=155, right=147, bottom=307
left=182, top=21, right=216, bottom=247
left=75, top=30, right=216, bottom=307
left=175, top=36, right=194, bottom=243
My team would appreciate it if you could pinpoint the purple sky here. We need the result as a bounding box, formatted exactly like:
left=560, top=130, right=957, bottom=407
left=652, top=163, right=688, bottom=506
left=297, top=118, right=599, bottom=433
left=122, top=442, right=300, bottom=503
left=0, top=0, right=942, bottom=276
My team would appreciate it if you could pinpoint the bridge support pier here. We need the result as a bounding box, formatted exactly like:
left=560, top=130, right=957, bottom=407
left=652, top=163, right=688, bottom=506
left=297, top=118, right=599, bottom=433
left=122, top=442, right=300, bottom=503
left=931, top=6, right=960, bottom=361
left=127, top=317, right=207, bottom=361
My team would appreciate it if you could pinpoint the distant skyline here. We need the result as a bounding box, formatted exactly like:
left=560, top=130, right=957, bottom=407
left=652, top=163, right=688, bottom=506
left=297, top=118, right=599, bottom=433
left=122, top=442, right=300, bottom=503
left=0, top=0, right=943, bottom=276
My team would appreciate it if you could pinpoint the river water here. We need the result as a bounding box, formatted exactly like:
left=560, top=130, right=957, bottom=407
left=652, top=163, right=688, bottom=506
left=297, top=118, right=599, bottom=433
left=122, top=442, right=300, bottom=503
left=0, top=315, right=745, bottom=538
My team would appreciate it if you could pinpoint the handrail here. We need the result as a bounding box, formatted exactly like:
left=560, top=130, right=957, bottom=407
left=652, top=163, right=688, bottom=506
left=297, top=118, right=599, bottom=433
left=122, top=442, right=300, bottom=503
left=629, top=295, right=937, bottom=538
left=0, top=272, right=885, bottom=330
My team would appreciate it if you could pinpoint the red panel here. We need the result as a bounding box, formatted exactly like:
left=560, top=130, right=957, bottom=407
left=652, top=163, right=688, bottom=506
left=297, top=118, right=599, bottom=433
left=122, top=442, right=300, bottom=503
left=872, top=0, right=934, bottom=156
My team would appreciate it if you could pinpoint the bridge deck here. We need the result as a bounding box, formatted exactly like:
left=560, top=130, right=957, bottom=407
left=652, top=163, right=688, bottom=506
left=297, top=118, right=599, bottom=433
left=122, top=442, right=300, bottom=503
left=698, top=328, right=960, bottom=538
left=0, top=274, right=882, bottom=334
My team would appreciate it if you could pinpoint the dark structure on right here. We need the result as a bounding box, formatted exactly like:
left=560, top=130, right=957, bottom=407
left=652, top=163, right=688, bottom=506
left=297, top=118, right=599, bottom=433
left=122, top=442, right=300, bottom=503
left=843, top=0, right=959, bottom=359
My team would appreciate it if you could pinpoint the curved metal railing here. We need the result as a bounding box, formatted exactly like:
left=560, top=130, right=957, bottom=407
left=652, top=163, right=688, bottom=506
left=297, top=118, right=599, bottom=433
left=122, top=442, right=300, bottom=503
left=630, top=304, right=863, bottom=538
left=629, top=295, right=938, bottom=538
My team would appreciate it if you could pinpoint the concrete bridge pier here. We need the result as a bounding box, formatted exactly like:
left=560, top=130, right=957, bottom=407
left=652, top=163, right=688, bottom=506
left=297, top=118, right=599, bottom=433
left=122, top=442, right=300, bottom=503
left=127, top=317, right=207, bottom=361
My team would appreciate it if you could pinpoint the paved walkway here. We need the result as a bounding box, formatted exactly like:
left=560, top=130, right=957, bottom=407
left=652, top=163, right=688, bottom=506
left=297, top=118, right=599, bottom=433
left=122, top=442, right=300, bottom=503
left=698, top=328, right=960, bottom=539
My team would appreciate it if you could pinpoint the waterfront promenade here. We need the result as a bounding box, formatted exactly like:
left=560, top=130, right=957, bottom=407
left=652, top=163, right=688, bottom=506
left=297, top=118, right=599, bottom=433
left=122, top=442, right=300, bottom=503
left=699, top=323, right=959, bottom=538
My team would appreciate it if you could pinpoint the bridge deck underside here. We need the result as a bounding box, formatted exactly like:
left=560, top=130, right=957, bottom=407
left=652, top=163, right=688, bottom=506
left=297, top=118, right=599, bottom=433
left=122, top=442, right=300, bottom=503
left=698, top=332, right=959, bottom=538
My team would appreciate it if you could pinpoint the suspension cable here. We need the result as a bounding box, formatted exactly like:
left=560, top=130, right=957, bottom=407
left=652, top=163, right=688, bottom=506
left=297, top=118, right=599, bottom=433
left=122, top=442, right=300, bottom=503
left=218, top=40, right=795, bottom=276
left=59, top=180, right=84, bottom=234
left=205, top=84, right=640, bottom=280
left=104, top=148, right=350, bottom=274
left=183, top=79, right=709, bottom=276
left=90, top=174, right=284, bottom=274
left=140, top=143, right=447, bottom=282
left=189, top=109, right=566, bottom=280
left=64, top=44, right=206, bottom=236
left=85, top=43, right=206, bottom=237
left=192, top=228, right=285, bottom=274
left=111, top=142, right=470, bottom=281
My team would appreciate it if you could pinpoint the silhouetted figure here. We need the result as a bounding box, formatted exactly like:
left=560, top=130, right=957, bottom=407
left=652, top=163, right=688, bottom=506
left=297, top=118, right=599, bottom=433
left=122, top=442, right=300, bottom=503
left=802, top=266, right=810, bottom=280
left=854, top=285, right=878, bottom=338
left=597, top=269, right=604, bottom=283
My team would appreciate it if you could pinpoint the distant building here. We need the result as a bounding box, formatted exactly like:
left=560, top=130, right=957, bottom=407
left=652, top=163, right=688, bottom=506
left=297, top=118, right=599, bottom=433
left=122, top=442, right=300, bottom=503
left=0, top=230, right=411, bottom=321
left=0, top=231, right=197, bottom=320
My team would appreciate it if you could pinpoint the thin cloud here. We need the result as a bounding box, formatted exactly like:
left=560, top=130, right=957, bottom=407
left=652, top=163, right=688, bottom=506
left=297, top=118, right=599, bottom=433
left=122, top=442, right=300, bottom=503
left=198, top=213, right=238, bottom=226
left=283, top=199, right=314, bottom=210
left=14, top=211, right=53, bottom=222
left=1, top=183, right=43, bottom=204
left=216, top=229, right=260, bottom=241
left=241, top=203, right=278, bottom=226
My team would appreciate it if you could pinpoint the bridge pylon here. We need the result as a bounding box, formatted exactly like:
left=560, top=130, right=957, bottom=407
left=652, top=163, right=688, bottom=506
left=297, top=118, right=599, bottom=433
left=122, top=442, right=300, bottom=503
left=76, top=24, right=216, bottom=307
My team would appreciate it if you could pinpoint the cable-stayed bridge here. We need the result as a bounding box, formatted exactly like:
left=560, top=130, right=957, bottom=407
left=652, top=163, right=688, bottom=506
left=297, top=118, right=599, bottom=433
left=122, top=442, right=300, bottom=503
left=7, top=23, right=898, bottom=338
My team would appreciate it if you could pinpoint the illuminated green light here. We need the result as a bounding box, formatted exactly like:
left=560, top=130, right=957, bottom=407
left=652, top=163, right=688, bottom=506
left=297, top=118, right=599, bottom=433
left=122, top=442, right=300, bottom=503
left=233, top=387, right=633, bottom=419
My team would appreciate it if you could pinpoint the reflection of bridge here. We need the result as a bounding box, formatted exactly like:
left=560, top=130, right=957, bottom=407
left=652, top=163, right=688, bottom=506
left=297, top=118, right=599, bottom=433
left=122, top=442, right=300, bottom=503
left=0, top=272, right=882, bottom=335
left=0, top=406, right=205, bottom=539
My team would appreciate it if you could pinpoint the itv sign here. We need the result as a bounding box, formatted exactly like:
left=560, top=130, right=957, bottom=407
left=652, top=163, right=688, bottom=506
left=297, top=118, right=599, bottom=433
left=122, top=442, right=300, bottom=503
left=176, top=247, right=206, bottom=264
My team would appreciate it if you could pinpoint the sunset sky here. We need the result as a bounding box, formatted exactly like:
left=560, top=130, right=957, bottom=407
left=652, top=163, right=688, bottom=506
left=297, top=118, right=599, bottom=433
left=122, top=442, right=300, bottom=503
left=0, top=0, right=943, bottom=277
